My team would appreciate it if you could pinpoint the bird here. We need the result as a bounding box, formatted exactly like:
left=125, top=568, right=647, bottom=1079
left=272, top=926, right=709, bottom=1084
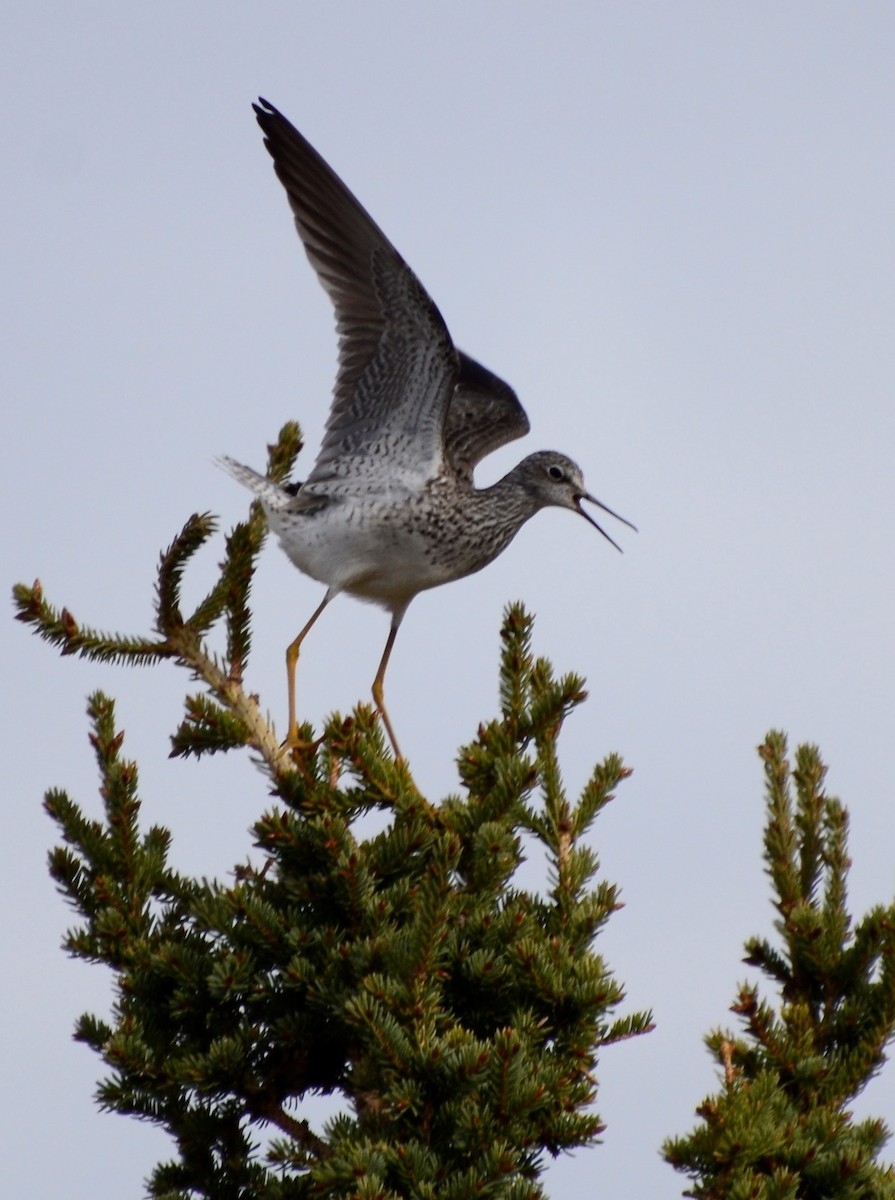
left=221, top=98, right=634, bottom=760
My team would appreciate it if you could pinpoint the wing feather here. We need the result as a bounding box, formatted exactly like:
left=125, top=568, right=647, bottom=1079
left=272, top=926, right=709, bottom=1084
left=253, top=99, right=457, bottom=486
left=443, top=353, right=530, bottom=481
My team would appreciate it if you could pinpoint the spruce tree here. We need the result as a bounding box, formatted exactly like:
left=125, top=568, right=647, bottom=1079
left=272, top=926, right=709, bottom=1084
left=14, top=422, right=651, bottom=1199
left=664, top=732, right=895, bottom=1199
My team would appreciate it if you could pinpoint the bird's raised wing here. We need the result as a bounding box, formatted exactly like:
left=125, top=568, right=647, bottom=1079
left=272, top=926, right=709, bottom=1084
left=254, top=99, right=458, bottom=488
left=444, top=352, right=530, bottom=482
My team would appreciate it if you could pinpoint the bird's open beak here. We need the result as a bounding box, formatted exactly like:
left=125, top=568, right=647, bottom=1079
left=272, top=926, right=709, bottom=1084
left=575, top=493, right=638, bottom=553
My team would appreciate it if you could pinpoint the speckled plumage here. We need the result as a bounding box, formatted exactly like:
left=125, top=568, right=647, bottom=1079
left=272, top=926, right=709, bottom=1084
left=221, top=99, right=634, bottom=757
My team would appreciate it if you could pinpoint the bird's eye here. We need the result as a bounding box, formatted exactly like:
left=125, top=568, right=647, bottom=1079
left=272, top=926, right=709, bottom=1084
left=548, top=465, right=565, bottom=481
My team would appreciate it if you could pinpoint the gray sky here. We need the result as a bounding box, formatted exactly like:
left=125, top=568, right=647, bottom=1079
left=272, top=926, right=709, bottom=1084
left=5, top=4, right=895, bottom=1197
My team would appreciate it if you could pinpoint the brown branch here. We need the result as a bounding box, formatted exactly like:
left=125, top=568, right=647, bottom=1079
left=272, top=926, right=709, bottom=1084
left=167, top=627, right=296, bottom=781
left=248, top=1096, right=330, bottom=1159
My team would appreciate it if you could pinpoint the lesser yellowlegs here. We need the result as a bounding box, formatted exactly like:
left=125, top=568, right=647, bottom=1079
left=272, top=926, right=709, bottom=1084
left=222, top=99, right=634, bottom=758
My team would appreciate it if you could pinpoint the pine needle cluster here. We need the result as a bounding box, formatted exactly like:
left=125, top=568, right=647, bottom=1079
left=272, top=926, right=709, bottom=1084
left=14, top=423, right=650, bottom=1199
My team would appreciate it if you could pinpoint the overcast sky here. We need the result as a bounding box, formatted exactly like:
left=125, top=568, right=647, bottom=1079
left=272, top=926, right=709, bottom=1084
left=4, top=4, right=895, bottom=1197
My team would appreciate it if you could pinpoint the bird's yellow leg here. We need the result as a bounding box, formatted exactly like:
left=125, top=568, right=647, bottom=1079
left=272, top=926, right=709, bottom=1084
left=285, top=594, right=331, bottom=751
left=371, top=621, right=403, bottom=760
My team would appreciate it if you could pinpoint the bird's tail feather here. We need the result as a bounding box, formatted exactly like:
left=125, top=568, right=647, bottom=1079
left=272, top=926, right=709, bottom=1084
left=215, top=455, right=295, bottom=510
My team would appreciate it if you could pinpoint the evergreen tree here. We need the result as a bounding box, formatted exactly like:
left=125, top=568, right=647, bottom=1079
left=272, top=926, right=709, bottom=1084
left=664, top=732, right=895, bottom=1199
left=17, top=423, right=895, bottom=1197
left=14, top=422, right=651, bottom=1199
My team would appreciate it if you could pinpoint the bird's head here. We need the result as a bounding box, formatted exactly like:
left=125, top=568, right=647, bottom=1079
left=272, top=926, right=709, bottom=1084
left=517, top=451, right=636, bottom=551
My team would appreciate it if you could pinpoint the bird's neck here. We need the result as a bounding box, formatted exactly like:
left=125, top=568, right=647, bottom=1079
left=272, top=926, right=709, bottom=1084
left=465, top=467, right=542, bottom=545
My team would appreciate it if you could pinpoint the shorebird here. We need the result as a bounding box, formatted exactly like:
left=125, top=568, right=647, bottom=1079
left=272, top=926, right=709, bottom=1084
left=222, top=99, right=634, bottom=759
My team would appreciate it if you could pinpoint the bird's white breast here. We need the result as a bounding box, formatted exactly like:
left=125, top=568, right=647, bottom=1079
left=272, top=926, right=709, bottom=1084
left=265, top=489, right=460, bottom=608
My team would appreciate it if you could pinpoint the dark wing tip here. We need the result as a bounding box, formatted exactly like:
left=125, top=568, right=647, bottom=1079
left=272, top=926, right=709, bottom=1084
left=253, top=97, right=294, bottom=150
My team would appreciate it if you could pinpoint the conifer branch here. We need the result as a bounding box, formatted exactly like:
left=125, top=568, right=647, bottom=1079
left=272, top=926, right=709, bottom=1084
left=155, top=512, right=218, bottom=632
left=164, top=624, right=292, bottom=777
left=245, top=1098, right=329, bottom=1160
left=13, top=579, right=173, bottom=665
left=14, top=423, right=308, bottom=785
left=264, top=420, right=303, bottom=484
left=665, top=732, right=895, bottom=1196
left=170, top=693, right=255, bottom=758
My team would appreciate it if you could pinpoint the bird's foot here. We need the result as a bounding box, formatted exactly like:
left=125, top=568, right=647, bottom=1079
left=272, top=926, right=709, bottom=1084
left=281, top=723, right=321, bottom=762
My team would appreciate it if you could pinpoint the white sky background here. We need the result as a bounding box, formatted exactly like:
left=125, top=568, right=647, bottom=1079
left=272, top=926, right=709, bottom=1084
left=4, top=4, right=895, bottom=1196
